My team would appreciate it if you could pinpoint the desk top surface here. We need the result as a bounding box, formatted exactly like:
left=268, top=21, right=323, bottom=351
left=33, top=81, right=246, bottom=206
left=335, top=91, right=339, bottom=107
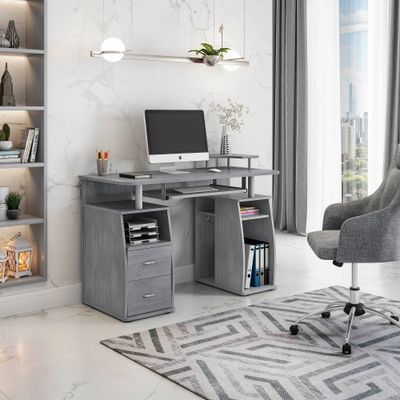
left=80, top=167, right=279, bottom=186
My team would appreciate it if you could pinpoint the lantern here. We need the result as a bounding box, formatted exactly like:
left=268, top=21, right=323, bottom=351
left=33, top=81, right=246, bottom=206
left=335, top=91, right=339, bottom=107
left=5, top=233, right=33, bottom=278
left=0, top=250, right=8, bottom=283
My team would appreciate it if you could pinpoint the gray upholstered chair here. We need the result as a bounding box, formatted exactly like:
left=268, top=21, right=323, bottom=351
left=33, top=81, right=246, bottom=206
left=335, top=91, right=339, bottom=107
left=289, top=144, right=400, bottom=355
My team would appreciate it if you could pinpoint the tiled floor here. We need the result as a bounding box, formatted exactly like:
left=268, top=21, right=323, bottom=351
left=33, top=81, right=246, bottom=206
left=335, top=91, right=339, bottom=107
left=0, top=233, right=399, bottom=400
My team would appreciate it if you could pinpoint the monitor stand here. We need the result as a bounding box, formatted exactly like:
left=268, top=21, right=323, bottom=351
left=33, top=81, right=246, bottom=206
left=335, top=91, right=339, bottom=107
left=159, top=164, right=190, bottom=175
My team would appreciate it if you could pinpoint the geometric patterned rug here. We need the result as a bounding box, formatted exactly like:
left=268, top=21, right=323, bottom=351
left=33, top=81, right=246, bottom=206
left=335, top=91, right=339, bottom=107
left=101, top=286, right=400, bottom=399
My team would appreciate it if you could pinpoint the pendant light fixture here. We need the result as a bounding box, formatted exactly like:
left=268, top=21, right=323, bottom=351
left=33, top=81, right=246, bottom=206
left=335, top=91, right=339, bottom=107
left=91, top=0, right=249, bottom=68
left=98, top=0, right=126, bottom=63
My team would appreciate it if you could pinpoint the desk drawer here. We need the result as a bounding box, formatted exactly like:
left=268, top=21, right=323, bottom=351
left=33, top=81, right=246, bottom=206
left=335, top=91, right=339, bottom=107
left=127, top=245, right=172, bottom=281
left=127, top=275, right=172, bottom=316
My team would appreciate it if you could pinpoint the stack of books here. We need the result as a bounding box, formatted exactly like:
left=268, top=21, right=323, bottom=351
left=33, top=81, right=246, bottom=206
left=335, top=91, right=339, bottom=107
left=124, top=217, right=159, bottom=246
left=21, top=128, right=40, bottom=163
left=240, top=206, right=260, bottom=217
left=244, top=238, right=269, bottom=289
left=0, top=150, right=22, bottom=164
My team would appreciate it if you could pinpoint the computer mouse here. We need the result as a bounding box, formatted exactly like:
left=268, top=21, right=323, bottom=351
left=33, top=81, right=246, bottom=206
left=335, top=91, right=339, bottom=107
left=208, top=168, right=221, bottom=173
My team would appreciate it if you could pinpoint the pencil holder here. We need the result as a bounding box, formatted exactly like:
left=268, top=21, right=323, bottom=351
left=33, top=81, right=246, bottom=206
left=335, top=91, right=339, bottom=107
left=97, top=159, right=108, bottom=176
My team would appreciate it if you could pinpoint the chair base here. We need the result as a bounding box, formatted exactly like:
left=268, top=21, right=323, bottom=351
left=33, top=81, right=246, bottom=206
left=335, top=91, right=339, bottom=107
left=289, top=286, right=400, bottom=354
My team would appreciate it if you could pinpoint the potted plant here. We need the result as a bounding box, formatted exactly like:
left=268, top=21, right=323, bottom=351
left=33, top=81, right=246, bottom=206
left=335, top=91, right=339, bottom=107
left=0, top=123, right=12, bottom=150
left=189, top=43, right=230, bottom=66
left=210, top=100, right=249, bottom=155
left=5, top=191, right=22, bottom=220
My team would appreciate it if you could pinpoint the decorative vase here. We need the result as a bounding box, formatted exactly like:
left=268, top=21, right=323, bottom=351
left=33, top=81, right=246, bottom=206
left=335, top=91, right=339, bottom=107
left=0, top=31, right=10, bottom=48
left=5, top=20, right=20, bottom=49
left=6, top=209, right=20, bottom=220
left=0, top=141, right=12, bottom=150
left=220, top=126, right=231, bottom=155
left=203, top=55, right=221, bottom=66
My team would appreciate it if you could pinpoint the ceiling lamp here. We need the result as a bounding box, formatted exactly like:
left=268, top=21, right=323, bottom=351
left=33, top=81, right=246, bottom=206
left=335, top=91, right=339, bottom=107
left=100, top=37, right=126, bottom=63
left=91, top=0, right=249, bottom=68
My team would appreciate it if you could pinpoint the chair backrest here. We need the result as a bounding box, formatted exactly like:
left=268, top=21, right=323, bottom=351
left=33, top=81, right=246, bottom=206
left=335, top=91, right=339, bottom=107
left=365, top=144, right=400, bottom=212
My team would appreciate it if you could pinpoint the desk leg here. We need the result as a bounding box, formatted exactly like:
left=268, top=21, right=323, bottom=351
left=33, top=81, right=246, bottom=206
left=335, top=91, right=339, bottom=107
left=248, top=177, right=255, bottom=198
left=135, top=185, right=143, bottom=209
left=242, top=177, right=247, bottom=189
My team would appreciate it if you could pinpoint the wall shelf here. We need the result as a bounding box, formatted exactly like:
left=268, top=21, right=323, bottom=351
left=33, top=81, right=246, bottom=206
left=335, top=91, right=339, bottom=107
left=0, top=106, right=44, bottom=111
left=0, top=162, right=44, bottom=169
left=0, top=48, right=44, bottom=56
left=0, top=215, right=44, bottom=228
left=0, top=0, right=46, bottom=290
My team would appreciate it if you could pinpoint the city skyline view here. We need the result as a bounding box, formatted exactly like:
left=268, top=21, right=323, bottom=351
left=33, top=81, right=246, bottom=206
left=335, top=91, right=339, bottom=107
left=340, top=0, right=369, bottom=202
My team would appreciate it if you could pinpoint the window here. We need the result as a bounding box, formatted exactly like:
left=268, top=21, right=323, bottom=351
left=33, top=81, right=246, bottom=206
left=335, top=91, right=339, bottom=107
left=339, top=0, right=369, bottom=202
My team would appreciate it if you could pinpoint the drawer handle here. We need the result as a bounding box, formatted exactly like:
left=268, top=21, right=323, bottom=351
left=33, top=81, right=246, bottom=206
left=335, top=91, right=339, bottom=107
left=143, top=261, right=156, bottom=266
left=143, top=293, right=156, bottom=298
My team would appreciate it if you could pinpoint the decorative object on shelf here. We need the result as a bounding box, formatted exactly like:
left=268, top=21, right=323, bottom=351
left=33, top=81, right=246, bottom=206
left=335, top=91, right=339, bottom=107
left=5, top=20, right=20, bottom=49
left=5, top=233, right=33, bottom=279
left=96, top=149, right=109, bottom=176
left=0, top=123, right=13, bottom=150
left=0, top=30, right=10, bottom=48
left=0, top=186, right=9, bottom=221
left=0, top=63, right=16, bottom=106
left=189, top=40, right=230, bottom=67
left=210, top=100, right=249, bottom=155
left=90, top=1, right=249, bottom=68
left=5, top=191, right=22, bottom=220
left=0, top=250, right=8, bottom=283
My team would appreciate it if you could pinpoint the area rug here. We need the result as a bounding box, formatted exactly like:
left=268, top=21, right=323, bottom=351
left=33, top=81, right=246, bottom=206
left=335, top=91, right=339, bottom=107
left=101, top=286, right=400, bottom=399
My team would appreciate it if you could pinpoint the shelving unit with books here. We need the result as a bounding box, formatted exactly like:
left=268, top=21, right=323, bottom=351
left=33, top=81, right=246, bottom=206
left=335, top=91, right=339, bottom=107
left=0, top=0, right=46, bottom=289
left=195, top=194, right=275, bottom=296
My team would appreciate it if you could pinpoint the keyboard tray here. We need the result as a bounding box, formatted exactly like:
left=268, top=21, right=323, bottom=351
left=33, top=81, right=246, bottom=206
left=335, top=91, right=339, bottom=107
left=144, top=185, right=247, bottom=201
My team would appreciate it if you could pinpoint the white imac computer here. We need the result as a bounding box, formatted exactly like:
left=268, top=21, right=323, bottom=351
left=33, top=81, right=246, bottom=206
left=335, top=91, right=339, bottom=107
left=144, top=110, right=210, bottom=174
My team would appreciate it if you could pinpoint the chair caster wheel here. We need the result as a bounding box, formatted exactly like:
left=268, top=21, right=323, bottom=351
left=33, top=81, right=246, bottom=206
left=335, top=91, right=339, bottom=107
left=321, top=311, right=331, bottom=319
left=390, top=316, right=399, bottom=324
left=342, top=343, right=351, bottom=355
left=290, top=325, right=299, bottom=335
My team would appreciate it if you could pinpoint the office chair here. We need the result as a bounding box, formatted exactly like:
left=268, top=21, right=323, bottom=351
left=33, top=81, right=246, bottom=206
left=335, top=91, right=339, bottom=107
left=289, top=144, right=400, bottom=354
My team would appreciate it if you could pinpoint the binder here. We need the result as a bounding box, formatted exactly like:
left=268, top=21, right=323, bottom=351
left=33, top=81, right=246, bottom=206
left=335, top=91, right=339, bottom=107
left=250, top=244, right=261, bottom=287
left=259, top=244, right=265, bottom=286
left=264, top=244, right=269, bottom=285
left=244, top=244, right=254, bottom=289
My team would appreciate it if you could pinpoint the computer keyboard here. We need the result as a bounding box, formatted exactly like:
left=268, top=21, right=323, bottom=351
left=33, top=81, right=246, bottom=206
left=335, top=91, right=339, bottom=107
left=174, top=186, right=219, bottom=194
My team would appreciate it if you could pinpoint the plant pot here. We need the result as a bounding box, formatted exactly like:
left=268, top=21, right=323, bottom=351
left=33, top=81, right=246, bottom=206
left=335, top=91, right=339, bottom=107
left=0, top=141, right=12, bottom=151
left=220, top=126, right=231, bottom=155
left=6, top=209, right=20, bottom=220
left=203, top=55, right=222, bottom=66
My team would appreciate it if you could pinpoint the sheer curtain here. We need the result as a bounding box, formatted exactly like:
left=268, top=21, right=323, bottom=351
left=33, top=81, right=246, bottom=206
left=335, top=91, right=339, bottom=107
left=369, top=0, right=389, bottom=191
left=306, top=0, right=342, bottom=232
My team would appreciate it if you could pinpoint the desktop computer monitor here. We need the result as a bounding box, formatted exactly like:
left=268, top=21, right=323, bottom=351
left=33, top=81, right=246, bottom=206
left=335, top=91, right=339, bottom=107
left=144, top=110, right=209, bottom=165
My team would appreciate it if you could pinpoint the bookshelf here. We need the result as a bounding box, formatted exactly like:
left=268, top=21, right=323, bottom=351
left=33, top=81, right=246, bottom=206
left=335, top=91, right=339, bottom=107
left=195, top=194, right=276, bottom=296
left=0, top=0, right=46, bottom=289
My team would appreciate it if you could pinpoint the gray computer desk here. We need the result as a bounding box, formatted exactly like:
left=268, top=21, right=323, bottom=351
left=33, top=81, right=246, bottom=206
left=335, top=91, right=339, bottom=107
left=80, top=166, right=279, bottom=321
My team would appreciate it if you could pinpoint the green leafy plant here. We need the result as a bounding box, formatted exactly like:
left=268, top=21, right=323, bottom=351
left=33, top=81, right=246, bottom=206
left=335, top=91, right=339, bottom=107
left=5, top=191, right=22, bottom=210
left=0, top=124, right=10, bottom=141
left=189, top=43, right=230, bottom=58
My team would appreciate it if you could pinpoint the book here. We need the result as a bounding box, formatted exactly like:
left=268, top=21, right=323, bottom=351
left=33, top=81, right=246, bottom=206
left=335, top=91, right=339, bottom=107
left=250, top=244, right=261, bottom=287
left=244, top=244, right=254, bottom=289
left=0, top=154, right=21, bottom=159
left=29, top=128, right=40, bottom=163
left=119, top=172, right=152, bottom=179
left=22, top=129, right=35, bottom=163
left=0, top=150, right=20, bottom=156
left=0, top=157, right=21, bottom=164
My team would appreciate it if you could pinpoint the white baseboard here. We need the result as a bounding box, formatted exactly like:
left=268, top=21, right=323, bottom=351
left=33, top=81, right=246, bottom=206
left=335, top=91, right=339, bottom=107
left=0, top=283, right=82, bottom=318
left=174, top=264, right=194, bottom=285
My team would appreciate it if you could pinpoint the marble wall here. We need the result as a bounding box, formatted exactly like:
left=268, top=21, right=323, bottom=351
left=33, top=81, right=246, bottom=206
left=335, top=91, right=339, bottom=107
left=45, top=0, right=273, bottom=289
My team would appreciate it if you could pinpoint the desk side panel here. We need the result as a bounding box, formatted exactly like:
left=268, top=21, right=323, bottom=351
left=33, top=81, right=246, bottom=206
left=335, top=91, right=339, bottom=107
left=83, top=206, right=127, bottom=319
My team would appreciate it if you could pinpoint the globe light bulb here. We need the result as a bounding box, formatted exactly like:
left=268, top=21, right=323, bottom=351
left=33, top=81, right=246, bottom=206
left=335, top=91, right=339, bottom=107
left=223, top=50, right=241, bottom=72
left=100, top=37, right=126, bottom=63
